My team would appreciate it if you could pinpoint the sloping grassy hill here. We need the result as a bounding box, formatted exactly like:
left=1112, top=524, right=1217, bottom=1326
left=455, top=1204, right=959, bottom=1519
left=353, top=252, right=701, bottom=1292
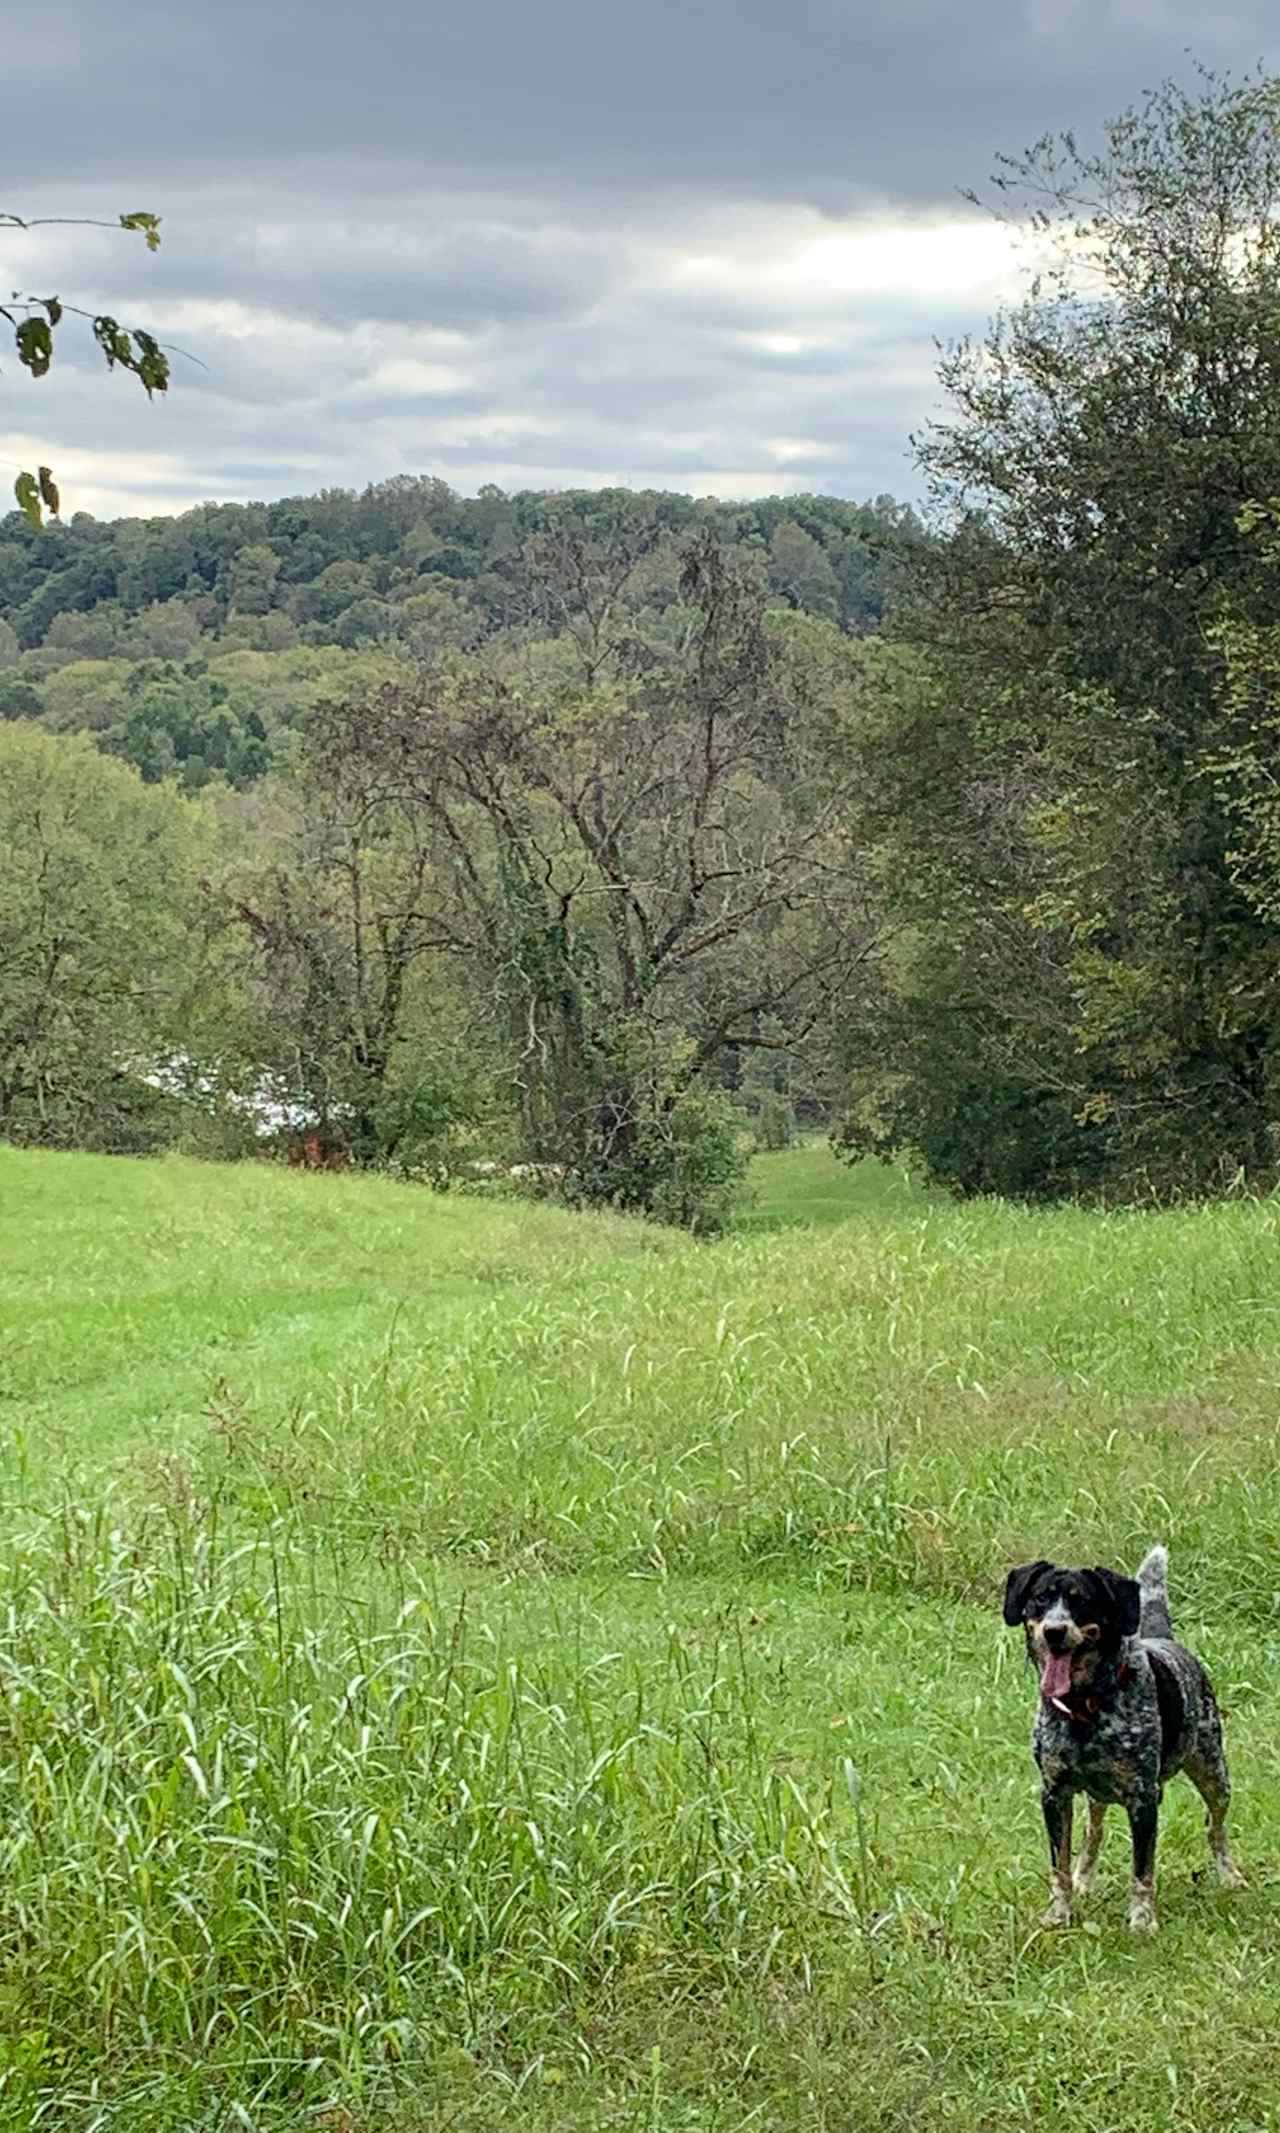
left=1, top=1144, right=679, bottom=1484
left=3, top=1142, right=1280, bottom=2132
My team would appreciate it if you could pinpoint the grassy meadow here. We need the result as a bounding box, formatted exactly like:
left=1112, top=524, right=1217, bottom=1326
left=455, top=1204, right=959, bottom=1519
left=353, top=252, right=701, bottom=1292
left=3, top=1139, right=1280, bottom=2130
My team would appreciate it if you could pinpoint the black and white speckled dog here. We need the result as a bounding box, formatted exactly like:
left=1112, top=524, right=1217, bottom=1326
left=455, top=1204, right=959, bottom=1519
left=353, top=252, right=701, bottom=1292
left=1002, top=1545, right=1245, bottom=1933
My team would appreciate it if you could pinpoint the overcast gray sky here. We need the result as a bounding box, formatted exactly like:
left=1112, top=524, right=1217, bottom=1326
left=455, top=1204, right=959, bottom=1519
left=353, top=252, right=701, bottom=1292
left=4, top=2, right=1277, bottom=517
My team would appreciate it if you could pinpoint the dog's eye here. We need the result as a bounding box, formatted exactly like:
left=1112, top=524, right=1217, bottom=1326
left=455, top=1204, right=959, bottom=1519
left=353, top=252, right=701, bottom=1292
left=1081, top=1622, right=1101, bottom=1642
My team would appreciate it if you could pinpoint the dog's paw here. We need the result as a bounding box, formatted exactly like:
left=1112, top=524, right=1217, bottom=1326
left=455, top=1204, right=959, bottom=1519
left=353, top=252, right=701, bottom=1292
left=1040, top=1897, right=1073, bottom=1930
left=1127, top=1897, right=1158, bottom=1935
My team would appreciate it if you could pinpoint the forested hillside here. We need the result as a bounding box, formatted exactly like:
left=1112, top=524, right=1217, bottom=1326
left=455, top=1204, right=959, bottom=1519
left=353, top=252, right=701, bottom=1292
left=0, top=484, right=914, bottom=786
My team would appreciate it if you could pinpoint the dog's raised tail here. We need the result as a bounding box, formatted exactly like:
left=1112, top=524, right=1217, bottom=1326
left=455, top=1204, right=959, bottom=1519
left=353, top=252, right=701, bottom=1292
left=1136, top=1544, right=1173, bottom=1639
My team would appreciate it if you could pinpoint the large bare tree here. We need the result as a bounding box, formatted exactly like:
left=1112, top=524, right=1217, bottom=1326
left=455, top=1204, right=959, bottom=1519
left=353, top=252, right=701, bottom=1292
left=275, top=532, right=878, bottom=1201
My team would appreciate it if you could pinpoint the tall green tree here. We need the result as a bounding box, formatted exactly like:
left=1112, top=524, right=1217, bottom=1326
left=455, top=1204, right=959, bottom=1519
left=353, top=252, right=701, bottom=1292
left=228, top=543, right=281, bottom=617
left=0, top=724, right=221, bottom=1146
left=767, top=520, right=840, bottom=621
left=225, top=729, right=488, bottom=1167
left=841, top=68, right=1280, bottom=1198
left=1209, top=505, right=1280, bottom=933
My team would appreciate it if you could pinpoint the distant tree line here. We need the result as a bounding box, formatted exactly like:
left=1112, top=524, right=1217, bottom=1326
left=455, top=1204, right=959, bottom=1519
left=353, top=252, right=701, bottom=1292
left=0, top=481, right=912, bottom=650
left=0, top=484, right=916, bottom=799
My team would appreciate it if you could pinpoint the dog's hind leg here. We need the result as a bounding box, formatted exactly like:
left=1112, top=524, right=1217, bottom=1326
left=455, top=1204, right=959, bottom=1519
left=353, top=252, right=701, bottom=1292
left=1187, top=1748, right=1246, bottom=1889
left=1072, top=1798, right=1106, bottom=1896
left=1041, top=1787, right=1073, bottom=1927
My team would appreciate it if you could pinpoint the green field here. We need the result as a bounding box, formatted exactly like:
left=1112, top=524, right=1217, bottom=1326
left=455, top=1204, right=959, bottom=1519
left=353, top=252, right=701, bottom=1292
left=3, top=1141, right=1280, bottom=2131
left=733, top=1138, right=932, bottom=1233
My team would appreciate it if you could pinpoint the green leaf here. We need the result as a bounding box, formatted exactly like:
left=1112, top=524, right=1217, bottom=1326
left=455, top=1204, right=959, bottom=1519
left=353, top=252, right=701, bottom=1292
left=119, top=212, right=162, bottom=252
left=130, top=328, right=170, bottom=398
left=15, top=316, right=52, bottom=378
left=37, top=466, right=60, bottom=518
left=92, top=314, right=133, bottom=371
left=14, top=472, right=42, bottom=531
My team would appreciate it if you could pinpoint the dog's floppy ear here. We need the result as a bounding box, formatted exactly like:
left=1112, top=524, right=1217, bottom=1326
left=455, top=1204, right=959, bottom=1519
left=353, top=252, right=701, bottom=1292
left=1003, top=1561, right=1052, bottom=1625
left=1090, top=1568, right=1141, bottom=1637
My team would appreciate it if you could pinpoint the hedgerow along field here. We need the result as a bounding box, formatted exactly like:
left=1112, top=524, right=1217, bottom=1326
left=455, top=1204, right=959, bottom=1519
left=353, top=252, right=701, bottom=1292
left=3, top=1142, right=1280, bottom=2132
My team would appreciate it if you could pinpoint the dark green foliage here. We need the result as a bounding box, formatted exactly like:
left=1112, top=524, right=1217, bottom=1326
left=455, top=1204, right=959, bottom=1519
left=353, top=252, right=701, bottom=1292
left=227, top=542, right=280, bottom=616
left=839, top=67, right=1280, bottom=1202
left=833, top=934, right=1109, bottom=1200
left=0, top=673, right=42, bottom=719
left=15, top=315, right=53, bottom=378
left=0, top=725, right=226, bottom=1151
left=102, top=662, right=270, bottom=789
left=1207, top=505, right=1280, bottom=931
left=0, top=479, right=916, bottom=653
left=565, top=1080, right=749, bottom=1234
left=767, top=519, right=840, bottom=620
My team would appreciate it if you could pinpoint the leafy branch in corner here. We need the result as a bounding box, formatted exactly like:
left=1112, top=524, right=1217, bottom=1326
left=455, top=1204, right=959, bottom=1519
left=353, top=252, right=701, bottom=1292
left=2, top=210, right=181, bottom=529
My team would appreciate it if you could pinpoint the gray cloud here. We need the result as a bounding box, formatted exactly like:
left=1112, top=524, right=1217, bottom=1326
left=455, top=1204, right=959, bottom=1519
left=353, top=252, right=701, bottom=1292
left=9, top=0, right=1278, bottom=205
left=150, top=221, right=617, bottom=332
left=3, top=3, right=1278, bottom=517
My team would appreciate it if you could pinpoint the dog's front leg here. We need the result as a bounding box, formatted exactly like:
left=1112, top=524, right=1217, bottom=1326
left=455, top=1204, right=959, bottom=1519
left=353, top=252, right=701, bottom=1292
left=1126, top=1793, right=1159, bottom=1934
left=1072, top=1797, right=1106, bottom=1895
left=1041, top=1786, right=1073, bottom=1928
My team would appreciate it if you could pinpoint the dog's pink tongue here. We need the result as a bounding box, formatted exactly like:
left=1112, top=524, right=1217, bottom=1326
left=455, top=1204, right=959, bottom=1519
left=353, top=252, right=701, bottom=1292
left=1041, top=1652, right=1073, bottom=1705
